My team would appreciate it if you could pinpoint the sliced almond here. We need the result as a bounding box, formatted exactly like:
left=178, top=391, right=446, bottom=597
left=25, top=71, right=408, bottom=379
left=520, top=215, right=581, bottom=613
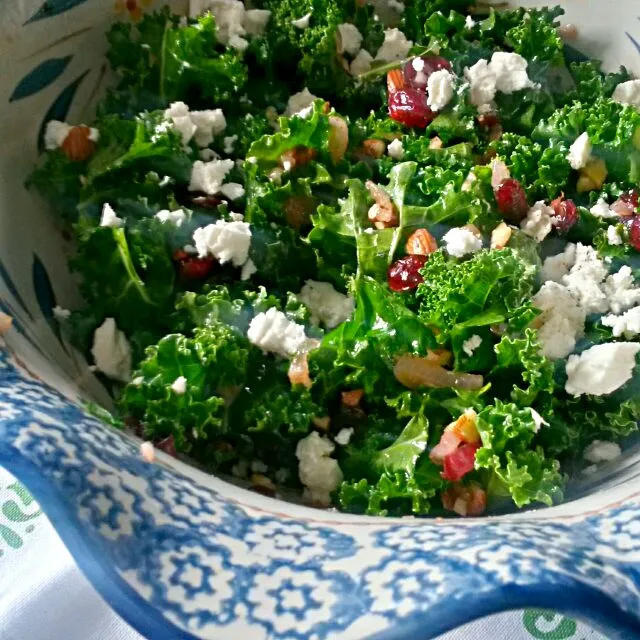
left=328, top=116, right=349, bottom=163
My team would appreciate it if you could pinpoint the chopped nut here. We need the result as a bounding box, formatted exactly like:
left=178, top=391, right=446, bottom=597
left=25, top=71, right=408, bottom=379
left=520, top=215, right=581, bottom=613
left=0, top=312, right=13, bottom=335
left=312, top=416, right=331, bottom=431
left=251, top=473, right=276, bottom=496
left=406, top=228, right=438, bottom=256
left=366, top=180, right=399, bottom=228
left=140, top=441, right=155, bottom=463
left=61, top=125, right=96, bottom=162
left=577, top=157, right=607, bottom=193
left=490, top=222, right=512, bottom=249
left=284, top=195, right=315, bottom=230
left=429, top=136, right=443, bottom=150
left=360, top=139, right=387, bottom=159
left=463, top=223, right=482, bottom=238
left=280, top=145, right=317, bottom=171
left=341, top=389, right=364, bottom=407
left=288, top=352, right=312, bottom=388
left=387, top=68, right=405, bottom=93
left=328, top=116, right=349, bottom=163
left=442, top=483, right=486, bottom=517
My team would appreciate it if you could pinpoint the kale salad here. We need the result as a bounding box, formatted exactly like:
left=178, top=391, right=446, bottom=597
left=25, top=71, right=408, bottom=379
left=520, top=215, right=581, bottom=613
left=28, top=0, right=640, bottom=517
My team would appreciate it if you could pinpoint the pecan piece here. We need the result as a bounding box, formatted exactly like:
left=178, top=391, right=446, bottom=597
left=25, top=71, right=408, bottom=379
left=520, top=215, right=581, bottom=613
left=406, top=228, right=438, bottom=256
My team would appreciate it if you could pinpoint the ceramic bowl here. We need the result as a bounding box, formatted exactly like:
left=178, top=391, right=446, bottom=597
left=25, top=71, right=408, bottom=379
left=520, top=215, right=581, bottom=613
left=2, top=1, right=640, bottom=639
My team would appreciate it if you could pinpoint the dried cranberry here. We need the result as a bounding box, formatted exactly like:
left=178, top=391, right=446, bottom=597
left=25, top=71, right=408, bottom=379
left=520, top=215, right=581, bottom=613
left=173, top=249, right=216, bottom=280
left=619, top=189, right=639, bottom=211
left=403, top=55, right=451, bottom=89
left=494, top=178, right=528, bottom=223
left=156, top=435, right=177, bottom=458
left=629, top=217, right=640, bottom=251
left=550, top=196, right=578, bottom=233
left=388, top=89, right=436, bottom=128
left=387, top=254, right=428, bottom=291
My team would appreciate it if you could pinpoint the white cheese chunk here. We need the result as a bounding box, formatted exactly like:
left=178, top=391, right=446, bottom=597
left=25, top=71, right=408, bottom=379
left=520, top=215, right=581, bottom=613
left=567, top=132, right=592, bottom=170
left=562, top=243, right=609, bottom=315
left=375, top=28, right=412, bottom=62
left=165, top=102, right=226, bottom=148
left=44, top=120, right=71, bottom=150
left=334, top=427, right=354, bottom=446
left=607, top=224, right=623, bottom=246
left=337, top=23, right=363, bottom=56
left=603, top=265, right=640, bottom=314
left=171, top=376, right=187, bottom=394
left=299, top=280, right=355, bottom=328
left=590, top=197, right=617, bottom=219
left=565, top=342, right=640, bottom=396
left=529, top=408, right=549, bottom=433
left=155, top=208, right=188, bottom=226
left=292, top=12, right=312, bottom=29
left=192, top=0, right=248, bottom=50
left=240, top=258, right=257, bottom=281
left=427, top=69, right=455, bottom=111
left=188, top=159, right=234, bottom=195
left=465, top=15, right=476, bottom=29
left=462, top=334, right=482, bottom=357
left=296, top=431, right=343, bottom=506
left=520, top=201, right=553, bottom=242
left=243, top=8, right=271, bottom=35
left=223, top=134, right=238, bottom=154
left=100, top=203, right=123, bottom=228
left=442, top=227, right=483, bottom=258
left=601, top=306, right=640, bottom=338
left=52, top=306, right=71, bottom=321
left=350, top=49, right=374, bottom=76
left=541, top=243, right=576, bottom=282
left=91, top=318, right=131, bottom=382
left=219, top=182, right=245, bottom=200
left=387, top=138, right=404, bottom=160
left=192, top=218, right=251, bottom=266
left=612, top=79, right=640, bottom=108
left=285, top=88, right=320, bottom=117
left=247, top=307, right=307, bottom=357
left=583, top=440, right=622, bottom=464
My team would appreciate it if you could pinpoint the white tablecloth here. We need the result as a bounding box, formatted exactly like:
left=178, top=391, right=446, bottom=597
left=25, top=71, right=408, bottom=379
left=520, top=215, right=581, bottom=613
left=0, top=466, right=608, bottom=640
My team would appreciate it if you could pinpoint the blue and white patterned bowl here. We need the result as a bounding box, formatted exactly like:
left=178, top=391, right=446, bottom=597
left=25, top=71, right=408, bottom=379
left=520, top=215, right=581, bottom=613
left=2, top=1, right=640, bottom=638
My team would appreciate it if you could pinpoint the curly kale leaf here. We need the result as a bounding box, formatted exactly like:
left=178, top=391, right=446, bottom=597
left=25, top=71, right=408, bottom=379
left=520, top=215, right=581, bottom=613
left=559, top=61, right=633, bottom=106
left=476, top=400, right=565, bottom=508
left=102, top=9, right=247, bottom=115
left=417, top=248, right=537, bottom=337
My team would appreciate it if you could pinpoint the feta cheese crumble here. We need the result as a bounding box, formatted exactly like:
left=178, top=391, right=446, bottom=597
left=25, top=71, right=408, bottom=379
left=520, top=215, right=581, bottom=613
left=462, top=334, right=482, bottom=357
left=191, top=0, right=249, bottom=50
left=541, top=243, right=576, bottom=282
left=91, top=318, right=132, bottom=382
left=295, top=431, right=343, bottom=506
left=164, top=101, right=226, bottom=148
left=240, top=258, right=257, bottom=281
left=387, top=138, right=404, bottom=160
left=100, top=203, right=123, bottom=228
left=298, top=280, right=355, bottom=328
left=612, top=79, right=640, bottom=108
left=192, top=218, right=251, bottom=266
left=530, top=408, right=549, bottom=433
left=375, top=28, right=412, bottom=62
left=223, top=134, right=238, bottom=154
left=337, top=23, right=363, bottom=56
left=464, top=52, right=535, bottom=111
left=607, top=224, right=623, bottom=245
left=427, top=69, right=455, bottom=111
left=520, top=201, right=553, bottom=242
left=334, top=427, right=354, bottom=446
left=565, top=342, right=640, bottom=396
left=155, top=208, right=188, bottom=226
left=465, top=15, right=476, bottom=29
left=247, top=307, right=307, bottom=357
left=601, top=306, right=640, bottom=338
left=442, top=227, right=483, bottom=258
left=567, top=132, right=592, bottom=170
left=603, top=265, right=640, bottom=314
left=188, top=159, right=234, bottom=195
left=291, top=12, right=312, bottom=29
left=350, top=49, right=374, bottom=76
left=171, top=376, right=187, bottom=394
left=285, top=88, right=320, bottom=117
left=52, top=306, right=71, bottom=320
left=583, top=440, right=622, bottom=464
left=590, top=197, right=617, bottom=219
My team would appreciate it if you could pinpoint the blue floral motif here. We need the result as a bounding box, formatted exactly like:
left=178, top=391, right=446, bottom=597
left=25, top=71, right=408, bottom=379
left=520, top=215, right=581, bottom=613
left=2, top=348, right=640, bottom=640
left=9, top=56, right=72, bottom=102
left=25, top=0, right=90, bottom=25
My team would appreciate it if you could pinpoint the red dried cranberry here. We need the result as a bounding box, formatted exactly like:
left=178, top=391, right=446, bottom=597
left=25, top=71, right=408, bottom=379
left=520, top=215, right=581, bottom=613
left=403, top=55, right=451, bottom=89
left=387, top=254, right=428, bottom=291
left=629, top=217, right=640, bottom=251
left=173, top=249, right=216, bottom=280
left=619, top=189, right=639, bottom=211
left=388, top=88, right=436, bottom=128
left=494, top=178, right=528, bottom=223
left=550, top=196, right=578, bottom=233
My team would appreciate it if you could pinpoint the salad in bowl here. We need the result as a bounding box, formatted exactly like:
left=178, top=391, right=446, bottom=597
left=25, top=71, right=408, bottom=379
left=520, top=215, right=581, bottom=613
left=26, top=0, right=640, bottom=520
